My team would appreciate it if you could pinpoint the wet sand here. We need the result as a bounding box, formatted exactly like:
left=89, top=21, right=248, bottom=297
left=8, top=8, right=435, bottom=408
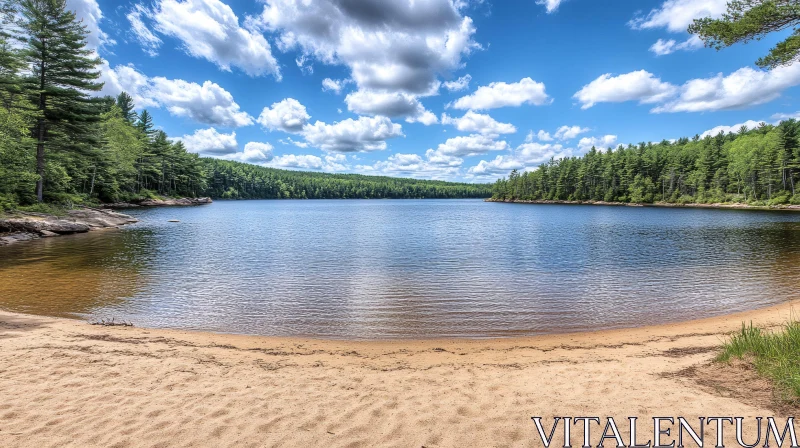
left=1, top=301, right=798, bottom=448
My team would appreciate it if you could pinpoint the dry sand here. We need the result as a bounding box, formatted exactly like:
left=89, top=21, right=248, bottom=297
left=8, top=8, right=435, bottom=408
left=1, top=302, right=798, bottom=448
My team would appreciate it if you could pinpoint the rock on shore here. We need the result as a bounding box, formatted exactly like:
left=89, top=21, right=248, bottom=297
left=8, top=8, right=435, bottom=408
left=139, top=197, right=212, bottom=207
left=102, top=197, right=212, bottom=208
left=0, top=208, right=138, bottom=246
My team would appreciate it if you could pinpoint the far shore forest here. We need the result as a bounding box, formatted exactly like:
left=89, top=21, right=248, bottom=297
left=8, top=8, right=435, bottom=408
left=492, top=121, right=800, bottom=206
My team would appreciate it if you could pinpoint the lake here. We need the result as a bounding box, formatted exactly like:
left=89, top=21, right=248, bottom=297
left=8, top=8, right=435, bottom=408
left=1, top=199, right=800, bottom=339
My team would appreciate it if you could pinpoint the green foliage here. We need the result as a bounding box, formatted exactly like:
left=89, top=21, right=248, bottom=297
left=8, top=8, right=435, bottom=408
left=115, top=92, right=137, bottom=123
left=18, top=0, right=104, bottom=201
left=203, top=159, right=492, bottom=200
left=689, top=0, right=800, bottom=69
left=0, top=193, right=17, bottom=210
left=15, top=201, right=68, bottom=216
left=718, top=320, right=800, bottom=401
left=493, top=120, right=800, bottom=205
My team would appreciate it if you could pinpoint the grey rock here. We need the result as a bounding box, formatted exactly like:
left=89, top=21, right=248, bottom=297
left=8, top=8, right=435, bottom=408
left=139, top=197, right=212, bottom=207
left=0, top=232, right=38, bottom=246
left=0, top=208, right=139, bottom=246
left=0, top=218, right=91, bottom=234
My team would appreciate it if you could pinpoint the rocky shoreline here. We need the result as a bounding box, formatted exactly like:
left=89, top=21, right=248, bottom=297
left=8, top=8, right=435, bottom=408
left=101, top=197, right=212, bottom=208
left=0, top=208, right=139, bottom=246
left=486, top=198, right=800, bottom=211
left=0, top=197, right=212, bottom=246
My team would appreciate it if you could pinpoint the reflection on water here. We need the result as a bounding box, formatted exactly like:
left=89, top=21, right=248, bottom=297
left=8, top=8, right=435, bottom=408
left=1, top=200, right=800, bottom=339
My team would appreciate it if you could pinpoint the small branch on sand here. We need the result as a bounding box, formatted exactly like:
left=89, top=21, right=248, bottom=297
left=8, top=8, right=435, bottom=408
left=89, top=318, right=134, bottom=327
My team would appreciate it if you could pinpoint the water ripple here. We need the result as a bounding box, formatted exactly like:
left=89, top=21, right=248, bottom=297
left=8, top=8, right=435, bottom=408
left=1, top=200, right=800, bottom=339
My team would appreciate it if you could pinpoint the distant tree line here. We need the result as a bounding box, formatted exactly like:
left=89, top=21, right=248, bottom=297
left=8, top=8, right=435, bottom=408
left=0, top=0, right=489, bottom=210
left=492, top=121, right=800, bottom=206
left=206, top=159, right=491, bottom=200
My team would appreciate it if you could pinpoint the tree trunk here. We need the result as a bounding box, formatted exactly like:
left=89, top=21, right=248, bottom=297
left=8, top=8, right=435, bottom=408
left=89, top=165, right=97, bottom=195
left=35, top=118, right=45, bottom=202
left=36, top=39, right=46, bottom=202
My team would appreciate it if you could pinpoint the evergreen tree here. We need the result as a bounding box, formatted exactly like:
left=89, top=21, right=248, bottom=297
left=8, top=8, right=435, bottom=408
left=19, top=0, right=103, bottom=201
left=690, top=0, right=800, bottom=69
left=116, top=92, right=137, bottom=123
left=136, top=109, right=155, bottom=140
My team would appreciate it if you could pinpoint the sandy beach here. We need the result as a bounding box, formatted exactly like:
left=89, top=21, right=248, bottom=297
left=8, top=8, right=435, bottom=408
left=1, top=302, right=798, bottom=448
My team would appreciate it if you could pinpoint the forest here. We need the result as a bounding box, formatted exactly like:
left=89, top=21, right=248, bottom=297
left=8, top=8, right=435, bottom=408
left=205, top=160, right=491, bottom=199
left=0, top=0, right=490, bottom=211
left=492, top=120, right=800, bottom=206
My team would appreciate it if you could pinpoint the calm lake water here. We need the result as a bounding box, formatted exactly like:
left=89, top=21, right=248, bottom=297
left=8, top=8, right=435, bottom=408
left=2, top=199, right=800, bottom=339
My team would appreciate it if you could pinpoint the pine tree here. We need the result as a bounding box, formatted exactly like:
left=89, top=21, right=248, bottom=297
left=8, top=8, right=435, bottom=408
left=116, top=92, right=137, bottom=123
left=136, top=109, right=155, bottom=140
left=19, top=0, right=103, bottom=202
left=0, top=2, right=26, bottom=105
left=689, top=1, right=800, bottom=69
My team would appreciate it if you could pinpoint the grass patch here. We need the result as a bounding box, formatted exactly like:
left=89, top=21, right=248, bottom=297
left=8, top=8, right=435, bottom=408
left=14, top=203, right=70, bottom=217
left=717, top=321, right=800, bottom=402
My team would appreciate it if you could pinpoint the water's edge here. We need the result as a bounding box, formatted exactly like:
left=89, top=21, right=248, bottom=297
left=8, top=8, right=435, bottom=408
left=487, top=198, right=800, bottom=212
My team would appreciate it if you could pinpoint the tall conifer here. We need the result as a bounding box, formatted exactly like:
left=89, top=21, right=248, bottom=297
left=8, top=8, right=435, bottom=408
left=19, top=0, right=103, bottom=201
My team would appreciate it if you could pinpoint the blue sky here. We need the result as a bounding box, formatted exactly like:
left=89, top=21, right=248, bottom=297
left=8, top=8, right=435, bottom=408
left=71, top=0, right=800, bottom=182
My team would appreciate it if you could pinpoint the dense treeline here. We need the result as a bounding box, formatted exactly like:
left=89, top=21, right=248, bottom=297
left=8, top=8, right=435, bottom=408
left=0, top=0, right=208, bottom=209
left=206, top=159, right=491, bottom=199
left=493, top=120, right=800, bottom=206
left=0, top=0, right=488, bottom=210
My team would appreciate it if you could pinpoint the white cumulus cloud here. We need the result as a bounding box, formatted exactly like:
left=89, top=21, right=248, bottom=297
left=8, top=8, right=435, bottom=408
left=451, top=78, right=551, bottom=110
left=654, top=64, right=800, bottom=113
left=145, top=0, right=280, bottom=78
left=649, top=36, right=703, bottom=56
left=554, top=125, right=590, bottom=141
left=574, top=70, right=677, bottom=109
left=99, top=63, right=252, bottom=127
left=443, top=74, right=472, bottom=92
left=176, top=128, right=238, bottom=155
left=700, top=120, right=764, bottom=138
left=629, top=0, right=728, bottom=33
left=432, top=134, right=509, bottom=157
left=322, top=78, right=350, bottom=94
left=249, top=0, right=479, bottom=94
left=345, top=90, right=437, bottom=125
left=441, top=111, right=516, bottom=135
left=303, top=116, right=404, bottom=153
left=149, top=78, right=254, bottom=127
left=257, top=99, right=311, bottom=133
left=66, top=0, right=114, bottom=50
left=577, top=135, right=618, bottom=152
left=220, top=142, right=275, bottom=164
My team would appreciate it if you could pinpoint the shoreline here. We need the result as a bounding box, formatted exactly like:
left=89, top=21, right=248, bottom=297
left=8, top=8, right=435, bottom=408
left=0, top=207, right=139, bottom=246
left=0, top=197, right=212, bottom=246
left=2, top=198, right=800, bottom=446
left=4, top=296, right=798, bottom=347
left=2, top=301, right=799, bottom=446
left=487, top=197, right=800, bottom=211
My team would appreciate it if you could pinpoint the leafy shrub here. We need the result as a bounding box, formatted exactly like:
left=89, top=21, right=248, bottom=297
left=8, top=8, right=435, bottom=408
left=0, top=193, right=18, bottom=211
left=768, top=192, right=792, bottom=206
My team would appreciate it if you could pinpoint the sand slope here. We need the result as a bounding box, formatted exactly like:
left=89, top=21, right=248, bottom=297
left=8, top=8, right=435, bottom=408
left=1, top=303, right=797, bottom=448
